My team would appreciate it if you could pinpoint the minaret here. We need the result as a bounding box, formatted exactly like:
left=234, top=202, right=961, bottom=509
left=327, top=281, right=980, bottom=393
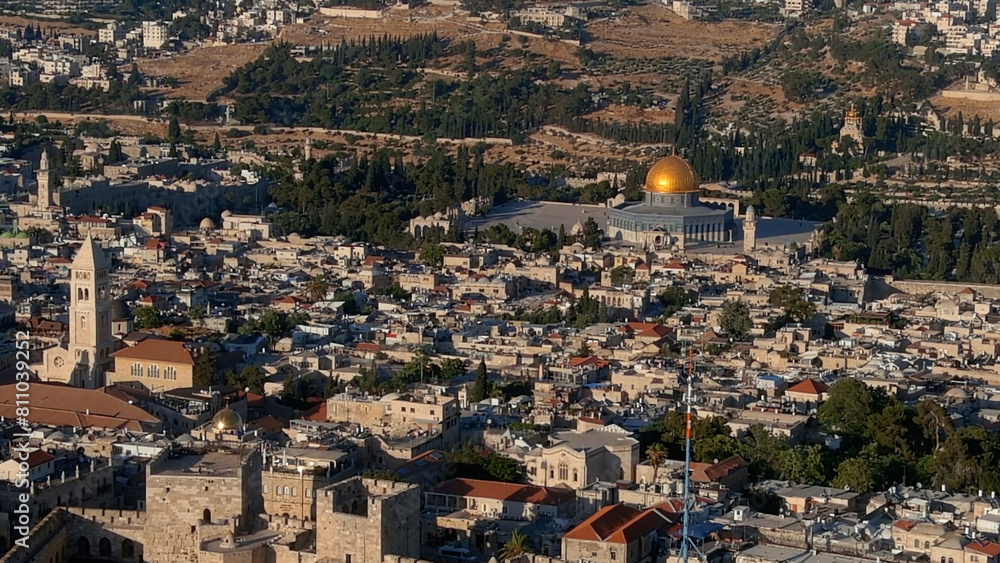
left=743, top=205, right=757, bottom=253
left=37, top=148, right=52, bottom=210
left=69, top=235, right=114, bottom=389
left=304, top=135, right=313, bottom=160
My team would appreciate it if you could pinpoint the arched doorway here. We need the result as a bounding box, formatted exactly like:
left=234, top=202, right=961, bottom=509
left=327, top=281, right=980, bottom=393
left=99, top=538, right=111, bottom=557
left=77, top=537, right=91, bottom=556
left=203, top=508, right=212, bottom=523
left=122, top=539, right=135, bottom=558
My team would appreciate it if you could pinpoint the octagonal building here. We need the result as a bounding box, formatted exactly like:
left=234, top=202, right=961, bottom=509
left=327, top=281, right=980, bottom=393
left=607, top=154, right=734, bottom=249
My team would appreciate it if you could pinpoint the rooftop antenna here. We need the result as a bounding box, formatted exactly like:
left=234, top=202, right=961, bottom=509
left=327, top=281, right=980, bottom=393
left=681, top=345, right=705, bottom=563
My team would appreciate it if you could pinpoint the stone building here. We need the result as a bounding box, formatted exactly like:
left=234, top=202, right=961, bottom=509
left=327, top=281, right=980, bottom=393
left=39, top=236, right=117, bottom=389
left=142, top=445, right=264, bottom=562
left=105, top=339, right=198, bottom=392
left=522, top=430, right=639, bottom=487
left=316, top=477, right=421, bottom=563
left=606, top=154, right=735, bottom=249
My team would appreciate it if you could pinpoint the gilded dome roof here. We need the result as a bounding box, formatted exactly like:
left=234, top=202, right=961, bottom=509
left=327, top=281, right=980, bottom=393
left=211, top=407, right=243, bottom=431
left=644, top=155, right=700, bottom=194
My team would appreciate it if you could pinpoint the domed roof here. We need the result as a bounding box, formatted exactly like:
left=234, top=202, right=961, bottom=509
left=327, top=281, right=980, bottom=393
left=944, top=387, right=970, bottom=400
left=200, top=217, right=216, bottom=230
left=221, top=210, right=233, bottom=218
left=111, top=299, right=131, bottom=321
left=644, top=155, right=700, bottom=194
left=15, top=231, right=29, bottom=239
left=211, top=407, right=243, bottom=431
left=0, top=232, right=12, bottom=239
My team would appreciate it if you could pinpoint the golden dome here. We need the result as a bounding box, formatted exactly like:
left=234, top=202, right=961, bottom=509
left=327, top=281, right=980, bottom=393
left=211, top=407, right=243, bottom=431
left=644, top=155, right=700, bottom=194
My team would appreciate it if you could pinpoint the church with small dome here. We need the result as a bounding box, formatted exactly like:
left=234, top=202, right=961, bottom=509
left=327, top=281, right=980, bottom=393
left=606, top=154, right=735, bottom=249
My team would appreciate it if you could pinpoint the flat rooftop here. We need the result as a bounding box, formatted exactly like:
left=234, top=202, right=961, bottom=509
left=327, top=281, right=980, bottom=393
left=468, top=200, right=607, bottom=232
left=151, top=449, right=247, bottom=477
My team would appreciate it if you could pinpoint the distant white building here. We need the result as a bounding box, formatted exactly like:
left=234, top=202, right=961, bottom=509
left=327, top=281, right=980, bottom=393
left=142, top=21, right=169, bottom=49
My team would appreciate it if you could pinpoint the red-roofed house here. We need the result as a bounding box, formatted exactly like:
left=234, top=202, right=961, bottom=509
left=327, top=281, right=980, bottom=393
left=562, top=503, right=676, bottom=563
left=0, top=449, right=55, bottom=483
left=967, top=540, right=1000, bottom=563
left=425, top=478, right=575, bottom=520
left=784, top=378, right=829, bottom=408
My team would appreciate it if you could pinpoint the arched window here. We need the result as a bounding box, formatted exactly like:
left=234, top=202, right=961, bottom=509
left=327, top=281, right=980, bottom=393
left=132, top=363, right=142, bottom=376
left=122, top=539, right=135, bottom=559
left=283, top=486, right=290, bottom=495
left=99, top=538, right=111, bottom=557
left=165, top=367, right=177, bottom=380
left=915, top=540, right=920, bottom=548
left=203, top=508, right=212, bottom=523
left=148, top=365, right=159, bottom=378
left=77, top=537, right=90, bottom=557
left=276, top=486, right=282, bottom=496
left=291, top=487, right=296, bottom=496
left=263, top=484, right=268, bottom=493
left=949, top=558, right=954, bottom=563
left=573, top=470, right=578, bottom=482
left=924, top=542, right=930, bottom=550
left=558, top=463, right=569, bottom=481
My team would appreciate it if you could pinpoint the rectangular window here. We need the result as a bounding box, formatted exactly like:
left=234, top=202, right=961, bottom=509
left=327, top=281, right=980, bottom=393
left=611, top=552, right=617, bottom=561
left=263, top=484, right=268, bottom=493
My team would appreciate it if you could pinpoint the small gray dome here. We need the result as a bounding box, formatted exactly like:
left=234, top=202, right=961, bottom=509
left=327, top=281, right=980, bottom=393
left=111, top=299, right=131, bottom=321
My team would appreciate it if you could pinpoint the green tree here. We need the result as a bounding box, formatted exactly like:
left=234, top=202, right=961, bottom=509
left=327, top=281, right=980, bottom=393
left=213, top=131, right=222, bottom=151
left=659, top=286, right=690, bottom=317
left=168, top=115, right=181, bottom=141
left=609, top=265, right=634, bottom=286
left=768, top=285, right=816, bottom=323
left=420, top=242, right=446, bottom=267
left=133, top=306, right=163, bottom=329
left=833, top=455, right=877, bottom=493
left=239, top=365, right=267, bottom=394
left=471, top=360, right=489, bottom=402
left=305, top=275, right=329, bottom=303
left=498, top=529, right=531, bottom=562
left=193, top=350, right=218, bottom=387
left=646, top=442, right=668, bottom=484
left=361, top=469, right=404, bottom=481
left=818, top=379, right=880, bottom=444
left=190, top=305, right=206, bottom=321
left=580, top=216, right=602, bottom=249
left=258, top=309, right=287, bottom=337
left=718, top=300, right=751, bottom=341
left=440, top=358, right=468, bottom=381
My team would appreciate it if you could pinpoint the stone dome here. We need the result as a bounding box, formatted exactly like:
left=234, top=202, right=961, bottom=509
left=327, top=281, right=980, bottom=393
left=211, top=407, right=243, bottom=430
left=944, top=387, right=970, bottom=400
left=200, top=217, right=216, bottom=230
left=571, top=220, right=584, bottom=235
left=644, top=155, right=700, bottom=194
left=111, top=299, right=131, bottom=321
left=221, top=210, right=233, bottom=218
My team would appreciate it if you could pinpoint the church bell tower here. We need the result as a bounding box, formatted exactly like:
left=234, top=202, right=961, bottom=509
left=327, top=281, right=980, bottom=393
left=69, top=236, right=114, bottom=388
left=37, top=148, right=52, bottom=210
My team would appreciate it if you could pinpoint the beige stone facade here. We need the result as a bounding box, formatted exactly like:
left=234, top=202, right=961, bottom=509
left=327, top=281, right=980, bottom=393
left=316, top=478, right=421, bottom=563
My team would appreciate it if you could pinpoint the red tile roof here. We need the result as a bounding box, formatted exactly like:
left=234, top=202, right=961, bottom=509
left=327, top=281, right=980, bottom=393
left=968, top=540, right=1000, bottom=557
left=563, top=503, right=675, bottom=544
left=894, top=520, right=917, bottom=531
left=111, top=339, right=195, bottom=365
left=786, top=379, right=829, bottom=395
left=0, top=383, right=159, bottom=431
left=433, top=478, right=575, bottom=506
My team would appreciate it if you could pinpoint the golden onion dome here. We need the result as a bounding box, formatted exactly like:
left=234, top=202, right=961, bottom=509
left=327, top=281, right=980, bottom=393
left=212, top=407, right=243, bottom=431
left=644, top=155, right=700, bottom=194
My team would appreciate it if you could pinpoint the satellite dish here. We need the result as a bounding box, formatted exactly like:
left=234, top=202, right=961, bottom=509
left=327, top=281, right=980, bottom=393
left=916, top=482, right=923, bottom=489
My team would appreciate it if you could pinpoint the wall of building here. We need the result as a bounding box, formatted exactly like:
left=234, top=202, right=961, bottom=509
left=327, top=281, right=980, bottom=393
left=316, top=478, right=421, bottom=563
